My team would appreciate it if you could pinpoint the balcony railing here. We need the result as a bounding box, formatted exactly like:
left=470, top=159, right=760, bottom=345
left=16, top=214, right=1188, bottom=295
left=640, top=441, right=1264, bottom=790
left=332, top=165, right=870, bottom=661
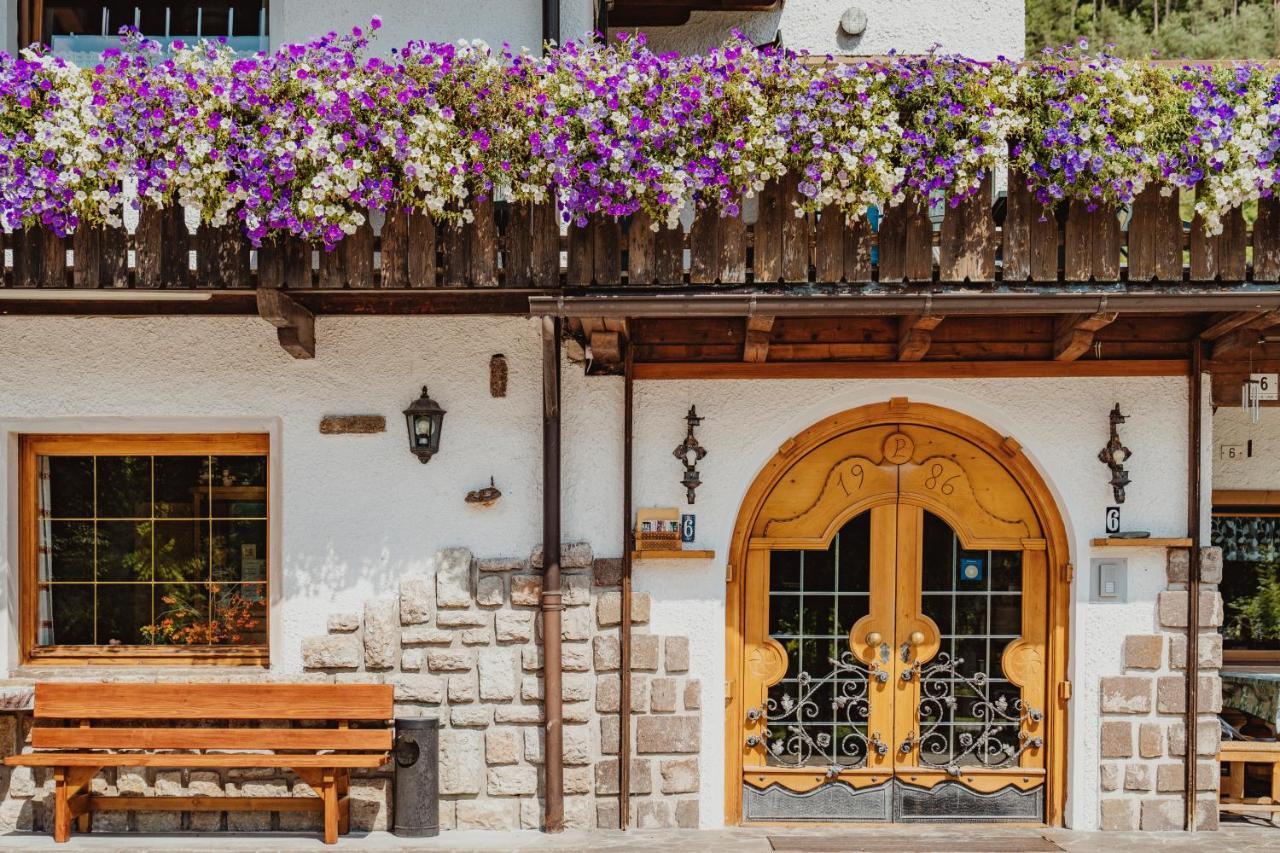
left=2, top=173, right=1275, bottom=291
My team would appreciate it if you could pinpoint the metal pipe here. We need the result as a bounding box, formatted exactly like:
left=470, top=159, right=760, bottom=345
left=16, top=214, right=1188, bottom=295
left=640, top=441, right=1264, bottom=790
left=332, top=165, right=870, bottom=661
left=1184, top=340, right=1205, bottom=831
left=542, top=0, right=559, bottom=52
left=528, top=289, right=1280, bottom=318
left=619, top=344, right=634, bottom=829
left=0, top=290, right=213, bottom=302
left=541, top=315, right=565, bottom=833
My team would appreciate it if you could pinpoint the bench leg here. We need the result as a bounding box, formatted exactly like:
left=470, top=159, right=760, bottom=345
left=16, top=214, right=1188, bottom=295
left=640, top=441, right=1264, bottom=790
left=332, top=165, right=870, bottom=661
left=337, top=769, right=350, bottom=836
left=53, top=769, right=70, bottom=843
left=322, top=770, right=338, bottom=845
left=1226, top=760, right=1246, bottom=800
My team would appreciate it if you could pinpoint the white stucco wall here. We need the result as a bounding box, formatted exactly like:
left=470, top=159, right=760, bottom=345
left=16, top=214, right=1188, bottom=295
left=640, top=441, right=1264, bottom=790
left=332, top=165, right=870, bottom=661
left=617, top=0, right=1026, bottom=60
left=1213, top=404, right=1280, bottom=493
left=0, top=315, right=1189, bottom=829
left=269, top=0, right=593, bottom=53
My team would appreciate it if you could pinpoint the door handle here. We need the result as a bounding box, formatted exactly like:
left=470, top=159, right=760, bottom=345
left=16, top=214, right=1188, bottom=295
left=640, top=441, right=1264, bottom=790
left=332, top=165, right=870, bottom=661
left=866, top=631, right=882, bottom=646
left=909, top=630, right=925, bottom=646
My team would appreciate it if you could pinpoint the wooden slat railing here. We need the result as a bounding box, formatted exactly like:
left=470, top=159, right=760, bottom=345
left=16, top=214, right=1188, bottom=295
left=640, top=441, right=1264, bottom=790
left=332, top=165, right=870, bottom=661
left=7, top=178, right=1280, bottom=290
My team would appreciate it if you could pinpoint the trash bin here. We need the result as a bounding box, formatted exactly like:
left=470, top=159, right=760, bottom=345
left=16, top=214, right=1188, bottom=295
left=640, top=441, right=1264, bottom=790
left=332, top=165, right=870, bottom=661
left=393, top=717, right=439, bottom=838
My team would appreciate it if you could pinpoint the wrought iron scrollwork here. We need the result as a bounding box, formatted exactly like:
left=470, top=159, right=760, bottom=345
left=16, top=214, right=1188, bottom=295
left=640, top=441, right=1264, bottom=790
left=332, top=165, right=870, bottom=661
left=754, top=650, right=889, bottom=776
left=899, top=652, right=1043, bottom=777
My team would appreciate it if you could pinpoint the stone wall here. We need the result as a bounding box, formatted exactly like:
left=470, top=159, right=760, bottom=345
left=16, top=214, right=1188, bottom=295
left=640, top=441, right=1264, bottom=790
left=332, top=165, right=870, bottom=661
left=1097, top=547, right=1223, bottom=831
left=300, top=543, right=703, bottom=831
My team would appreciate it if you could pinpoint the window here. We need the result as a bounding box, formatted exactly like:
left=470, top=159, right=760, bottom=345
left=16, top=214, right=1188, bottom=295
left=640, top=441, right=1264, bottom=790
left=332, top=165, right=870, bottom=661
left=20, top=434, right=269, bottom=665
left=20, top=2, right=268, bottom=61
left=1213, top=490, right=1280, bottom=664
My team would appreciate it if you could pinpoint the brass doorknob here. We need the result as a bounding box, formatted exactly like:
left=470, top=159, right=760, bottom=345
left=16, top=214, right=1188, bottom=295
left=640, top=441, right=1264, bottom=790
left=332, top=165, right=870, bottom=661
left=909, top=631, right=926, bottom=646
left=866, top=631, right=882, bottom=646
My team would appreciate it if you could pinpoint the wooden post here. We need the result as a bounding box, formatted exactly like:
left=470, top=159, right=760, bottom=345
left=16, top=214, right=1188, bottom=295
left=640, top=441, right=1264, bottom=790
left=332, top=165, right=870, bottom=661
left=321, top=769, right=338, bottom=844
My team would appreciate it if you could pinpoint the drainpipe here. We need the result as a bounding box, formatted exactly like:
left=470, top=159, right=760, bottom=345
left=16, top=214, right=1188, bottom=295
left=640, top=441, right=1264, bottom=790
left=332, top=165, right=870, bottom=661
left=541, top=316, right=565, bottom=833
left=1184, top=340, right=1205, bottom=831
left=619, top=344, right=634, bottom=829
left=542, top=0, right=559, bottom=52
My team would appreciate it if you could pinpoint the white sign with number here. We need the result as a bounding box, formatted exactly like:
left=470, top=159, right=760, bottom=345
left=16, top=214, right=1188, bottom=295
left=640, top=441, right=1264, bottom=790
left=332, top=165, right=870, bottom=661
left=1220, top=444, right=1246, bottom=461
left=1253, top=373, right=1279, bottom=401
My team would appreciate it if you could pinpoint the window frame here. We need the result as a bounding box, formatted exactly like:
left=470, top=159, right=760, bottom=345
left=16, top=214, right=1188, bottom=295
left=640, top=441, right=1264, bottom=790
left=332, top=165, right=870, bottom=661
left=19, top=433, right=270, bottom=666
left=1213, top=489, right=1280, bottom=666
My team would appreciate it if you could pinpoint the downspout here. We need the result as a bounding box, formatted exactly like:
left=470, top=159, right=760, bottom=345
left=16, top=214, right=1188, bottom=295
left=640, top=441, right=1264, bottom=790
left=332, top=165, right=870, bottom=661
left=542, top=0, right=560, bottom=52
left=619, top=343, right=634, bottom=829
left=541, top=316, right=565, bottom=833
left=1184, top=340, right=1205, bottom=831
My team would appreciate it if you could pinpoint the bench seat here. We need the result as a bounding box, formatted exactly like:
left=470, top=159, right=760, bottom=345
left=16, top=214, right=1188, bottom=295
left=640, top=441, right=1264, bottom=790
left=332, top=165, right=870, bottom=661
left=5, top=683, right=393, bottom=844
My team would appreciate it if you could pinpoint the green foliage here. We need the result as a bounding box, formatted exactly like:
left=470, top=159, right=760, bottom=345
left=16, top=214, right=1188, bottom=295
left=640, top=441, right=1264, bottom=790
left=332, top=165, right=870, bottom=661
left=1027, top=0, right=1280, bottom=58
left=1227, top=561, right=1280, bottom=641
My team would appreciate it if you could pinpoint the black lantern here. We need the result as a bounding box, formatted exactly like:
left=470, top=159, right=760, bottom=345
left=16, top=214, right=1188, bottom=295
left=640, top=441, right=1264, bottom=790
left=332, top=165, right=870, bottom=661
left=403, top=385, right=446, bottom=464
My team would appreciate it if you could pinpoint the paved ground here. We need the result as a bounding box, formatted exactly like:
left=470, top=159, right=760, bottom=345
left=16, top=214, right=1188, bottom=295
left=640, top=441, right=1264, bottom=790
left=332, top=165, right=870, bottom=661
left=0, top=821, right=1279, bottom=852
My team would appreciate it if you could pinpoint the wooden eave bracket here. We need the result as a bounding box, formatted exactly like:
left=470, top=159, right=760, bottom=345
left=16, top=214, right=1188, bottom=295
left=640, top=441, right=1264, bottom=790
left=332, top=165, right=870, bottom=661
left=1209, top=309, right=1280, bottom=360
left=743, top=315, right=776, bottom=362
left=256, top=288, right=315, bottom=359
left=898, top=313, right=944, bottom=361
left=581, top=317, right=629, bottom=375
left=1052, top=310, right=1118, bottom=361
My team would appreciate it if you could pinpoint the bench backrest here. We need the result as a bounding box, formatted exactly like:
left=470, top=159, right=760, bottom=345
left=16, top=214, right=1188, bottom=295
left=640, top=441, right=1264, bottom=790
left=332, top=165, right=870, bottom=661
left=30, top=683, right=394, bottom=752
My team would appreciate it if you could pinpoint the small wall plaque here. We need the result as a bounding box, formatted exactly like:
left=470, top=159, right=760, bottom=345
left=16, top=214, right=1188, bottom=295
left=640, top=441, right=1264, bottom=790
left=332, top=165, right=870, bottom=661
left=319, top=415, right=387, bottom=435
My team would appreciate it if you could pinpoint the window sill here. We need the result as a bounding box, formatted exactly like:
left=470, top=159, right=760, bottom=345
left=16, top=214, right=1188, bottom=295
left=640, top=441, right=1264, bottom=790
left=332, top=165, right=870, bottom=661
left=22, top=646, right=269, bottom=668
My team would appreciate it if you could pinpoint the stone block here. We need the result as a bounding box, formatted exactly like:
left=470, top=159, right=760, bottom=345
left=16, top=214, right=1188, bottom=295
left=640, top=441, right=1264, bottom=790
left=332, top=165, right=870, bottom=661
left=532, top=541, right=593, bottom=570
left=637, top=715, right=700, bottom=754
left=0, top=800, right=33, bottom=833
left=596, top=675, right=648, bottom=714
left=327, top=612, right=361, bottom=633
left=400, top=648, right=426, bottom=672
left=594, top=758, right=652, bottom=795
left=636, top=800, right=673, bottom=829
left=594, top=636, right=620, bottom=671
left=1166, top=548, right=1191, bottom=585
left=350, top=778, right=390, bottom=831
left=597, top=800, right=620, bottom=830
left=1157, top=590, right=1224, bottom=629
left=437, top=609, right=490, bottom=628
left=1100, top=677, right=1151, bottom=714
left=511, top=575, right=543, bottom=607
left=660, top=757, right=700, bottom=794
left=439, top=729, right=483, bottom=795
left=401, top=624, right=452, bottom=645
left=496, top=611, right=534, bottom=643
left=450, top=707, right=492, bottom=727
left=565, top=765, right=592, bottom=795
left=154, top=770, right=182, bottom=796
left=564, top=573, right=591, bottom=606
left=1100, top=720, right=1132, bottom=758
left=495, top=705, right=544, bottom=724
left=189, top=771, right=222, bottom=797
left=563, top=674, right=593, bottom=703
left=435, top=547, right=473, bottom=608
left=596, top=591, right=651, bottom=627
left=1100, top=798, right=1138, bottom=831
left=394, top=674, right=444, bottom=704
left=399, top=576, right=434, bottom=625
left=426, top=649, right=475, bottom=672
left=456, top=799, right=518, bottom=830
left=302, top=633, right=361, bottom=669
left=488, top=765, right=538, bottom=796
left=1156, top=675, right=1221, bottom=714
left=116, top=767, right=147, bottom=795
left=520, top=797, right=542, bottom=830
left=563, top=702, right=592, bottom=724
left=1200, top=546, right=1223, bottom=584
left=1124, top=763, right=1152, bottom=792
left=1140, top=797, right=1182, bottom=831
left=477, top=575, right=504, bottom=607
left=564, top=644, right=592, bottom=672
left=1169, top=718, right=1221, bottom=758
left=685, top=679, right=702, bottom=711
left=462, top=629, right=492, bottom=645
left=137, top=811, right=183, bottom=832
left=1123, top=635, right=1162, bottom=670
left=1155, top=760, right=1218, bottom=792
left=448, top=673, right=477, bottom=703
left=676, top=799, right=699, bottom=829
left=565, top=796, right=594, bottom=830
left=665, top=636, right=690, bottom=673
left=477, top=557, right=525, bottom=573
left=479, top=649, right=517, bottom=701
left=1100, top=762, right=1120, bottom=792
left=363, top=598, right=400, bottom=670
left=600, top=715, right=619, bottom=755
left=632, top=634, right=660, bottom=671
left=651, top=677, right=678, bottom=713
left=562, top=607, right=592, bottom=641
left=594, top=557, right=623, bottom=587
left=1169, top=633, right=1223, bottom=670
left=1138, top=722, right=1163, bottom=759
left=522, top=646, right=544, bottom=671
left=1197, top=795, right=1220, bottom=830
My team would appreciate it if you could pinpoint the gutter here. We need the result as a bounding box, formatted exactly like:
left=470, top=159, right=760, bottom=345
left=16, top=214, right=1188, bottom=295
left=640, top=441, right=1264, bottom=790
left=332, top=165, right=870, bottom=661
left=541, top=316, right=565, bottom=833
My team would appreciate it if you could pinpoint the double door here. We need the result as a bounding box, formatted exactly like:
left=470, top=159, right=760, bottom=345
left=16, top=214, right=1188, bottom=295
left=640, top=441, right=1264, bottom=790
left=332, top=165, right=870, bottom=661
left=739, top=424, right=1049, bottom=822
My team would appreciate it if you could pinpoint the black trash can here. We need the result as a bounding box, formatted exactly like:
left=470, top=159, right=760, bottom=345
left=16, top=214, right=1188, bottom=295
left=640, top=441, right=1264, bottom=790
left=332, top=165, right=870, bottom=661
left=393, top=717, right=439, bottom=838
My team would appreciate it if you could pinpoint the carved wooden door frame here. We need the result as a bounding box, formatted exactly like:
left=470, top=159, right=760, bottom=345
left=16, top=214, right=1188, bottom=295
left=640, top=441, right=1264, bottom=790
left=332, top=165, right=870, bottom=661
left=724, top=399, right=1071, bottom=825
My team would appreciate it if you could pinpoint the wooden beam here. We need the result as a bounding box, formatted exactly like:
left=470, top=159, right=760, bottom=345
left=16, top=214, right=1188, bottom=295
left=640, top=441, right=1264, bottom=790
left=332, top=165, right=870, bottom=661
left=897, top=314, right=944, bottom=361
left=1201, top=310, right=1267, bottom=341
left=1212, top=309, right=1280, bottom=360
left=743, top=315, right=775, bottom=362
left=255, top=288, right=315, bottom=359
left=1052, top=311, right=1118, bottom=361
left=590, top=330, right=624, bottom=366
left=632, top=359, right=1188, bottom=381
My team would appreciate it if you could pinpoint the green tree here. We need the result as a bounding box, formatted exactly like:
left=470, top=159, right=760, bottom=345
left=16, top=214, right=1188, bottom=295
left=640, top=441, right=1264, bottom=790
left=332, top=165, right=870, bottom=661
left=1027, top=0, right=1280, bottom=58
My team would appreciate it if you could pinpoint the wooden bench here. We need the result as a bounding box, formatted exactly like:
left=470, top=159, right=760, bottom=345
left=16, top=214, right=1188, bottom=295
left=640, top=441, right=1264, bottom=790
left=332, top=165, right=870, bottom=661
left=1219, top=740, right=1280, bottom=816
left=5, top=682, right=393, bottom=844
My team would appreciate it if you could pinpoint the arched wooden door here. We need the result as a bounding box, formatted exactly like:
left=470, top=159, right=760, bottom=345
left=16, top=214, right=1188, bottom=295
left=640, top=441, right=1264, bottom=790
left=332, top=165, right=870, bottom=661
left=728, top=401, right=1069, bottom=824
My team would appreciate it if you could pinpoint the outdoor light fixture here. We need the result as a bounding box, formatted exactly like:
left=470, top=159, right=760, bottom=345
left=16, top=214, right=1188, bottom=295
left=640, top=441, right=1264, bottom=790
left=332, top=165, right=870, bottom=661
left=1098, top=403, right=1132, bottom=504
left=673, top=406, right=708, bottom=504
left=403, top=385, right=446, bottom=464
